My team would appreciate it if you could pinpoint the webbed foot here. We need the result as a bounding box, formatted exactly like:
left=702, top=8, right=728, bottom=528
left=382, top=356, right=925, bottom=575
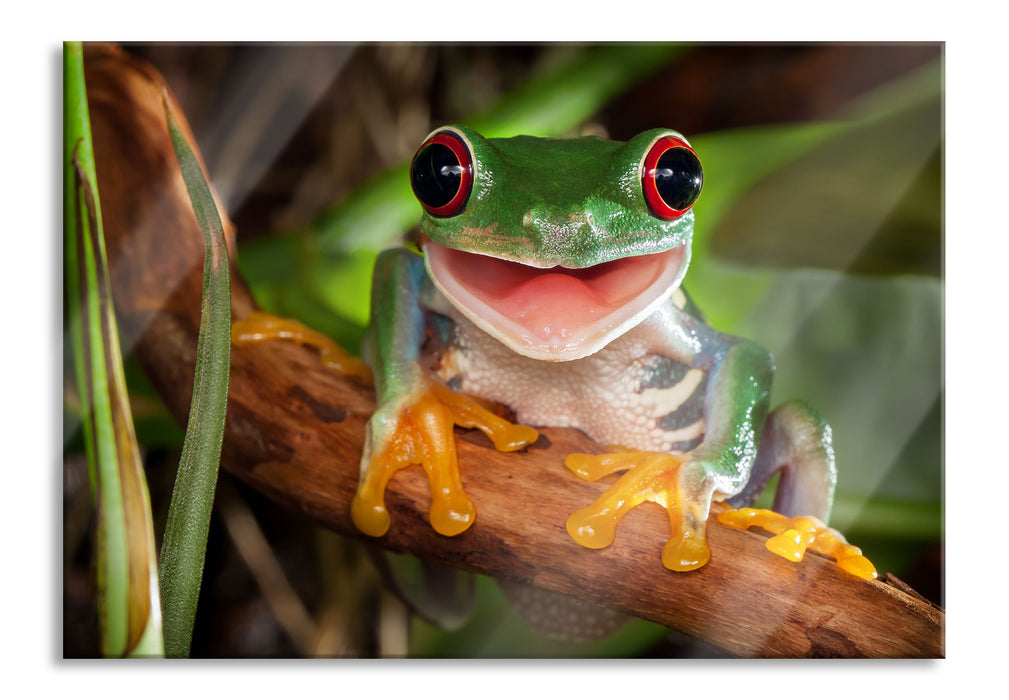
left=232, top=312, right=538, bottom=537
left=232, top=311, right=373, bottom=383
left=716, top=507, right=877, bottom=579
left=352, top=375, right=539, bottom=537
left=564, top=451, right=715, bottom=571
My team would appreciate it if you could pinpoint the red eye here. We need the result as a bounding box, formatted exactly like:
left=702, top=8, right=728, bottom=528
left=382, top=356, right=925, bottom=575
left=410, top=130, right=474, bottom=217
left=641, top=135, right=703, bottom=220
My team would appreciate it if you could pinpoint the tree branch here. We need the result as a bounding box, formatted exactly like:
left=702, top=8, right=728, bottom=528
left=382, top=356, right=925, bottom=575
left=84, top=43, right=943, bottom=658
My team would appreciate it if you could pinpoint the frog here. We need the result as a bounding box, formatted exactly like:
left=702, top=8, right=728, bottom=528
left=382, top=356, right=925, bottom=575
left=234, top=124, right=876, bottom=580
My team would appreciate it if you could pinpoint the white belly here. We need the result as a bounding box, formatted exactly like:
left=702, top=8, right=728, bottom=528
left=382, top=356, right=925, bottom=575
left=430, top=304, right=707, bottom=454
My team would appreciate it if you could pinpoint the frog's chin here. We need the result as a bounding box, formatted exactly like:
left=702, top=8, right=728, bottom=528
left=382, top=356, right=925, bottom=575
left=424, top=241, right=690, bottom=362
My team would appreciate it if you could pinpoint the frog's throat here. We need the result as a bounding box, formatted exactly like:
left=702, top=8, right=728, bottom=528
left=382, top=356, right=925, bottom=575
left=424, top=241, right=690, bottom=361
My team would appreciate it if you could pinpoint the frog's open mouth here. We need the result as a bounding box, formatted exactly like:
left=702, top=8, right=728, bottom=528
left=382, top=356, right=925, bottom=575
left=424, top=240, right=689, bottom=361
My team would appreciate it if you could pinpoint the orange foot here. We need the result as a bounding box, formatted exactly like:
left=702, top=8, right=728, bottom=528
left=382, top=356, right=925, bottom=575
left=351, top=377, right=539, bottom=538
left=716, top=507, right=878, bottom=580
left=564, top=451, right=714, bottom=572
left=232, top=311, right=374, bottom=383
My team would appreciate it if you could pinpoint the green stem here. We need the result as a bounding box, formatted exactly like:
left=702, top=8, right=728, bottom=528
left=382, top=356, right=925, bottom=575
left=64, top=41, right=164, bottom=657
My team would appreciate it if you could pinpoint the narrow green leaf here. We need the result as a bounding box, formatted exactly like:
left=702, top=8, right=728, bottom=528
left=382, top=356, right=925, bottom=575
left=63, top=41, right=163, bottom=658
left=158, top=91, right=233, bottom=658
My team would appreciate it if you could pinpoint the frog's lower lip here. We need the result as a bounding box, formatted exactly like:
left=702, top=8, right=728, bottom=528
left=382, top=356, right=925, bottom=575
left=424, top=241, right=689, bottom=361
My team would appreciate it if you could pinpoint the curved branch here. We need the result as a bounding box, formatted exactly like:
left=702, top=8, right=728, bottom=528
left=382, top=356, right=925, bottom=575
left=84, top=43, right=943, bottom=658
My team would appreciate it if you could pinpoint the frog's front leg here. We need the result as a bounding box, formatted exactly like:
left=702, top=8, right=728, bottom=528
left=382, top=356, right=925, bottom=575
left=351, top=372, right=539, bottom=537
left=566, top=449, right=723, bottom=571
left=567, top=334, right=773, bottom=571
left=351, top=248, right=538, bottom=538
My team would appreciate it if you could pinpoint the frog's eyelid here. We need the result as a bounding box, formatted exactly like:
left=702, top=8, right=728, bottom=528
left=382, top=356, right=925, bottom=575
left=411, top=129, right=475, bottom=218
left=639, top=134, right=703, bottom=221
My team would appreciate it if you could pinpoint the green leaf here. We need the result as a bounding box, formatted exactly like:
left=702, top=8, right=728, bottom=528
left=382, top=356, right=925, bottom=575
left=685, top=58, right=942, bottom=331
left=706, top=60, right=942, bottom=278
left=157, top=91, right=233, bottom=658
left=63, top=41, right=163, bottom=658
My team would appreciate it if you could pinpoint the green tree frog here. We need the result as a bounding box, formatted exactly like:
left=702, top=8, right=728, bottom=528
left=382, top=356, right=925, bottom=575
left=235, top=125, right=875, bottom=579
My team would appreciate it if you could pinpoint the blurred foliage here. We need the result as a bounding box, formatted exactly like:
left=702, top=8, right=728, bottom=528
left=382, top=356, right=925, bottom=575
left=64, top=42, right=943, bottom=658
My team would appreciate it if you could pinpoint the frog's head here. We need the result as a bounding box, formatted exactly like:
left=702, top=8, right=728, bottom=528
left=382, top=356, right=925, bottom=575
left=410, top=124, right=703, bottom=361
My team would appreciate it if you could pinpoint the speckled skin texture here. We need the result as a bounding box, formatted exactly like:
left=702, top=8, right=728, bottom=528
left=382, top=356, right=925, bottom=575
left=420, top=127, right=696, bottom=269
left=424, top=280, right=708, bottom=456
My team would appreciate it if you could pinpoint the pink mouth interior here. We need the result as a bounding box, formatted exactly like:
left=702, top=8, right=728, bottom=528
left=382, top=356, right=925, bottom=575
left=425, top=241, right=685, bottom=358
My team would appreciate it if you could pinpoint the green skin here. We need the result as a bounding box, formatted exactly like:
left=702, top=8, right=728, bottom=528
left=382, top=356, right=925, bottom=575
left=361, top=124, right=836, bottom=565
left=415, top=128, right=694, bottom=267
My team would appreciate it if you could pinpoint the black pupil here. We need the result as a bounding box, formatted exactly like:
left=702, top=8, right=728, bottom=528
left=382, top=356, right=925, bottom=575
left=411, top=142, right=464, bottom=208
left=654, top=147, right=703, bottom=211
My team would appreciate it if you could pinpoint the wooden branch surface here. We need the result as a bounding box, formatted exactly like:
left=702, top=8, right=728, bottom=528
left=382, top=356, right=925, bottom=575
left=84, top=44, right=944, bottom=658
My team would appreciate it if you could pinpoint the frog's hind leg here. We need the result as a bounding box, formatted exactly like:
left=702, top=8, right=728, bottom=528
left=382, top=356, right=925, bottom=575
left=726, top=399, right=836, bottom=521
left=719, top=400, right=877, bottom=579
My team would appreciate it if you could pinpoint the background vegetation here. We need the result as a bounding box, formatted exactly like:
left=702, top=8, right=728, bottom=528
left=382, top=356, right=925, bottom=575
left=63, top=42, right=942, bottom=657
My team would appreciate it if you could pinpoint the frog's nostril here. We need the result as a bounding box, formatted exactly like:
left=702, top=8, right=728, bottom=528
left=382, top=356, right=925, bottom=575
left=522, top=207, right=608, bottom=266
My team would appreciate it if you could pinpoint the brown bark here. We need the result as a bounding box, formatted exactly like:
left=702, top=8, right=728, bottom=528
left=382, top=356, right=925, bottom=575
left=83, top=43, right=944, bottom=658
